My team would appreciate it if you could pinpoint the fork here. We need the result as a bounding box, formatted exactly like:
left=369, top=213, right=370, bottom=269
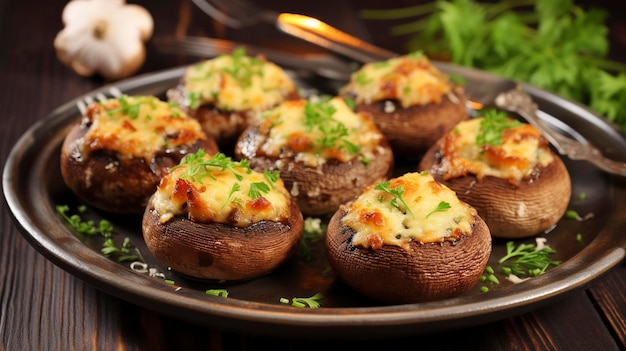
left=190, top=0, right=396, bottom=63
left=495, top=85, right=626, bottom=177
left=76, top=86, right=122, bottom=115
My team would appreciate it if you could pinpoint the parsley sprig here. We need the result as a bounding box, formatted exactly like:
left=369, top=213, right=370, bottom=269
left=499, top=241, right=561, bottom=277
left=362, top=0, right=626, bottom=132
left=476, top=109, right=520, bottom=146
left=375, top=181, right=415, bottom=218
left=425, top=201, right=452, bottom=219
left=303, top=97, right=361, bottom=155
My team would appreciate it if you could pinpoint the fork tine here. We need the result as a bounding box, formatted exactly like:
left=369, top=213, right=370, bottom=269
left=76, top=87, right=123, bottom=115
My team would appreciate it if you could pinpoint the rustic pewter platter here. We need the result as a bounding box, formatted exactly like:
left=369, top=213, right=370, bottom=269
left=4, top=63, right=626, bottom=338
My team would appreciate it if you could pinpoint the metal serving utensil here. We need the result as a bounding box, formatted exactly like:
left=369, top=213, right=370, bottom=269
left=190, top=0, right=396, bottom=63
left=495, top=85, right=626, bottom=177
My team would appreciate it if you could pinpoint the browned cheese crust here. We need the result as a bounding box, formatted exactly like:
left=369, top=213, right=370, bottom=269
left=168, top=83, right=299, bottom=149
left=325, top=207, right=491, bottom=304
left=418, top=146, right=572, bottom=238
left=142, top=197, right=303, bottom=281
left=234, top=126, right=394, bottom=216
left=60, top=122, right=218, bottom=214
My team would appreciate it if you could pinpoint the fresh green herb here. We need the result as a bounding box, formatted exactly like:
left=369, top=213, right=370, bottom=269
left=56, top=205, right=141, bottom=263
left=565, top=209, right=581, bottom=220
left=375, top=181, right=415, bottom=219
left=220, top=47, right=263, bottom=88
left=479, top=265, right=499, bottom=292
left=476, top=109, right=520, bottom=146
left=576, top=233, right=583, bottom=242
left=499, top=241, right=561, bottom=277
left=425, top=201, right=451, bottom=219
left=303, top=97, right=361, bottom=155
left=280, top=293, right=324, bottom=308
left=164, top=279, right=175, bottom=285
left=578, top=192, right=587, bottom=201
left=362, top=0, right=626, bottom=132
left=248, top=181, right=271, bottom=199
left=343, top=95, right=357, bottom=110
left=206, top=289, right=229, bottom=297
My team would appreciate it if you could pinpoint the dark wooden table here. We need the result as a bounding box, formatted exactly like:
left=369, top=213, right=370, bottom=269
left=1, top=1, right=625, bottom=350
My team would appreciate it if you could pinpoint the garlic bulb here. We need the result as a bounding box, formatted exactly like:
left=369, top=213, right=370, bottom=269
left=54, top=0, right=153, bottom=81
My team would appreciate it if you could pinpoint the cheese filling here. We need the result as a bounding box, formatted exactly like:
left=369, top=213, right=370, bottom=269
left=342, top=172, right=477, bottom=250
left=253, top=96, right=386, bottom=167
left=340, top=51, right=453, bottom=108
left=182, top=48, right=296, bottom=112
left=80, top=95, right=206, bottom=162
left=434, top=115, right=554, bottom=183
left=152, top=151, right=291, bottom=227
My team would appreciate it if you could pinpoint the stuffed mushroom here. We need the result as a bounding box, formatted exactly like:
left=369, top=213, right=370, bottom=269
left=325, top=171, right=491, bottom=304
left=60, top=95, right=219, bottom=214
left=418, top=109, right=572, bottom=239
left=234, top=95, right=394, bottom=216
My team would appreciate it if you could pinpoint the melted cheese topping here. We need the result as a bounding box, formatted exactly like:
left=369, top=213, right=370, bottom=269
left=182, top=52, right=296, bottom=112
left=254, top=96, right=386, bottom=167
left=434, top=117, right=554, bottom=183
left=340, top=52, right=452, bottom=108
left=81, top=95, right=206, bottom=161
left=152, top=153, right=291, bottom=227
left=342, top=172, right=477, bottom=250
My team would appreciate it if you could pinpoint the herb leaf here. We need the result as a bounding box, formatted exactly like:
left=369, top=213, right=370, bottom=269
left=375, top=181, right=415, bottom=218
left=425, top=201, right=452, bottom=218
left=476, top=109, right=520, bottom=146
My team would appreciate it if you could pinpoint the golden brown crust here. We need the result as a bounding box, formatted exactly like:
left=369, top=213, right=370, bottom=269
left=418, top=145, right=572, bottom=238
left=325, top=207, right=491, bottom=304
left=60, top=121, right=219, bottom=214
left=234, top=126, right=394, bottom=216
left=142, top=197, right=303, bottom=281
left=352, top=89, right=468, bottom=159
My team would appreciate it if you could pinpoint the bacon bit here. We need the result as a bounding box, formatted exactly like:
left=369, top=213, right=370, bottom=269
left=187, top=186, right=216, bottom=222
left=359, top=210, right=385, bottom=227
left=121, top=120, right=136, bottom=131
left=286, top=132, right=311, bottom=153
left=171, top=178, right=191, bottom=203
left=248, top=196, right=271, bottom=211
left=360, top=233, right=384, bottom=250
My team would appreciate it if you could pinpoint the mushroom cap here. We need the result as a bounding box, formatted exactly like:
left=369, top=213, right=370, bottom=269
left=142, top=197, right=304, bottom=281
left=418, top=145, right=572, bottom=239
left=325, top=207, right=491, bottom=304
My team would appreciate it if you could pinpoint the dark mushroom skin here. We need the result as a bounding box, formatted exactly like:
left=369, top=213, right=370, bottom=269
left=142, top=197, right=303, bottom=281
left=60, top=115, right=218, bottom=216
left=235, top=126, right=394, bottom=216
left=350, top=88, right=468, bottom=159
left=419, top=146, right=571, bottom=239
left=325, top=207, right=491, bottom=304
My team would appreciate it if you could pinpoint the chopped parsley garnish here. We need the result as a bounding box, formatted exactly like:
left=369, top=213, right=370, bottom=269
left=425, top=201, right=451, bottom=219
left=173, top=150, right=279, bottom=203
left=499, top=241, right=560, bottom=277
left=280, top=293, right=324, bottom=308
left=303, top=97, right=361, bottom=155
left=56, top=204, right=141, bottom=263
left=476, top=109, right=521, bottom=146
left=206, top=289, right=229, bottom=297
left=375, top=180, right=415, bottom=219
